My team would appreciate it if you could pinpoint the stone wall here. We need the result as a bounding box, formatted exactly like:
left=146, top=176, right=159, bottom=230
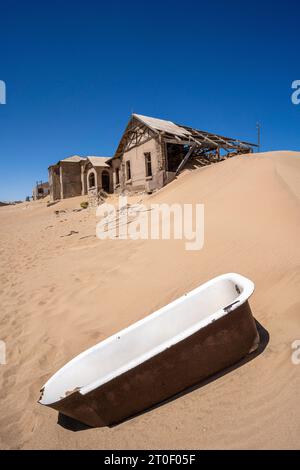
left=60, top=162, right=82, bottom=199
left=49, top=166, right=61, bottom=201
left=115, top=136, right=165, bottom=193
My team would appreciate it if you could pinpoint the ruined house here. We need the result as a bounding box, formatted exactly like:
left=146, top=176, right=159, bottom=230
left=32, top=181, right=50, bottom=200
left=48, top=155, right=112, bottom=201
left=48, top=155, right=84, bottom=200
left=110, top=114, right=258, bottom=193
left=48, top=113, right=257, bottom=201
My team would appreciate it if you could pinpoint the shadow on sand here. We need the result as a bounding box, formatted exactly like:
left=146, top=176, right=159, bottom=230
left=57, top=319, right=269, bottom=432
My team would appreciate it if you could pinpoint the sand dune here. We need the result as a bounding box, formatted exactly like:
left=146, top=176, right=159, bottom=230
left=0, top=151, right=299, bottom=449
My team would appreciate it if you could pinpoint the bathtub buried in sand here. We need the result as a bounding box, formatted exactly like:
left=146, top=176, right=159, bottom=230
left=39, top=273, right=259, bottom=427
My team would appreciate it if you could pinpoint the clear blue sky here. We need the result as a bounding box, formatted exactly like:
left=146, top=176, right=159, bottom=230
left=1, top=0, right=299, bottom=200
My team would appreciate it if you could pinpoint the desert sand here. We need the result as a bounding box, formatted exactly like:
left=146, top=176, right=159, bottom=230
left=0, top=151, right=299, bottom=449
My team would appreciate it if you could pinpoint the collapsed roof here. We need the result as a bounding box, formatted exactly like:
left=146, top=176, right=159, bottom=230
left=113, top=113, right=258, bottom=167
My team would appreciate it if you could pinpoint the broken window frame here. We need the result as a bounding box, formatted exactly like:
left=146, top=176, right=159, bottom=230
left=144, top=152, right=152, bottom=178
left=88, top=171, right=96, bottom=188
left=126, top=161, right=131, bottom=181
left=115, top=168, right=120, bottom=185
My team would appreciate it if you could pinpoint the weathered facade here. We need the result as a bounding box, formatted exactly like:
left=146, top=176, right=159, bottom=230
left=48, top=156, right=84, bottom=200
left=111, top=114, right=258, bottom=193
left=82, top=157, right=113, bottom=201
left=48, top=156, right=112, bottom=201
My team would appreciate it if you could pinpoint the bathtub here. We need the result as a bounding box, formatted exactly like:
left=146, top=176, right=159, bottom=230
left=39, top=273, right=259, bottom=427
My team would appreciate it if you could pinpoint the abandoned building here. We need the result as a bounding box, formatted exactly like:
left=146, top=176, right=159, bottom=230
left=32, top=181, right=50, bottom=200
left=48, top=113, right=257, bottom=201
left=110, top=114, right=258, bottom=193
left=48, top=155, right=112, bottom=201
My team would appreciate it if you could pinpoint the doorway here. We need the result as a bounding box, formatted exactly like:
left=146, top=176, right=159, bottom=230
left=101, top=171, right=110, bottom=193
left=88, top=171, right=96, bottom=189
